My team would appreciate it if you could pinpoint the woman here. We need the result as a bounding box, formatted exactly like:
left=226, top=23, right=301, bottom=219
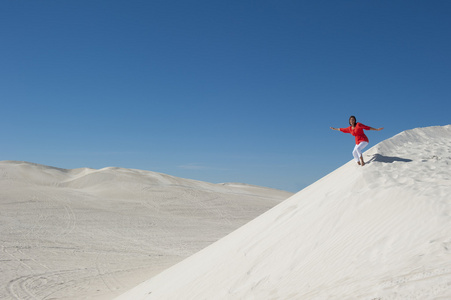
left=330, top=116, right=383, bottom=166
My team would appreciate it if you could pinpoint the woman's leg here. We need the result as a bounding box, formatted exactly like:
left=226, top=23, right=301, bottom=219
left=352, top=145, right=361, bottom=162
left=352, top=142, right=369, bottom=165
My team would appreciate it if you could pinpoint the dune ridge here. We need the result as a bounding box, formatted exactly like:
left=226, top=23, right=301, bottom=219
left=116, top=125, right=451, bottom=300
left=0, top=161, right=291, bottom=300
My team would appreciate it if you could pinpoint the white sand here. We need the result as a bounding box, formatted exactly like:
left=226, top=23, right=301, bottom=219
left=116, top=125, right=451, bottom=300
left=0, top=162, right=291, bottom=300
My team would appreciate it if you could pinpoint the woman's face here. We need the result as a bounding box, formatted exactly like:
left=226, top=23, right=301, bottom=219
left=349, top=117, right=356, bottom=126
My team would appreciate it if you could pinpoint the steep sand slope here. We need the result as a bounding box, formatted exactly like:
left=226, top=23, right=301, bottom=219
left=116, top=125, right=451, bottom=300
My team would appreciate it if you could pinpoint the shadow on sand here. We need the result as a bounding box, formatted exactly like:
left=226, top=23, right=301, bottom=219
left=368, top=154, right=413, bottom=164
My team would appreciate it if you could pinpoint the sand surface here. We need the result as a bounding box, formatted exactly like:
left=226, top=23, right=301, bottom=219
left=116, top=125, right=451, bottom=300
left=0, top=162, right=291, bottom=299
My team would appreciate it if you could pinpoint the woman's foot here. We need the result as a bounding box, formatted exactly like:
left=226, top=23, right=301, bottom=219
left=360, top=156, right=365, bottom=166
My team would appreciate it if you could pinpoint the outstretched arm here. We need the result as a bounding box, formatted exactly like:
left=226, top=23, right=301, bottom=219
left=330, top=127, right=340, bottom=131
left=369, top=127, right=384, bottom=131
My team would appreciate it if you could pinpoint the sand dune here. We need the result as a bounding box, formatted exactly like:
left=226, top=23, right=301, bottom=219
left=0, top=161, right=291, bottom=300
left=116, top=125, right=451, bottom=300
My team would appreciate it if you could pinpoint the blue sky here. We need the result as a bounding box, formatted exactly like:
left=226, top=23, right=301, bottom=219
left=1, top=1, right=450, bottom=192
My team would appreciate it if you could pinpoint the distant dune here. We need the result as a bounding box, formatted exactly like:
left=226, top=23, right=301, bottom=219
left=116, top=125, right=451, bottom=300
left=0, top=161, right=292, bottom=300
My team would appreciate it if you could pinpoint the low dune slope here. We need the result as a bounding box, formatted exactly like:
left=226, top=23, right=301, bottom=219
left=116, top=125, right=451, bottom=300
left=0, top=161, right=291, bottom=300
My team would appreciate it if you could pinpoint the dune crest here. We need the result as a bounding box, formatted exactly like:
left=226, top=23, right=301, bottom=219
left=116, top=125, right=451, bottom=300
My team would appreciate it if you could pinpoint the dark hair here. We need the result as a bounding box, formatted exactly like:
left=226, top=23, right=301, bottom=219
left=349, top=115, right=357, bottom=125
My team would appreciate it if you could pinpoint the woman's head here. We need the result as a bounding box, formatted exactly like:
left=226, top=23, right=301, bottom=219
left=349, top=115, right=357, bottom=126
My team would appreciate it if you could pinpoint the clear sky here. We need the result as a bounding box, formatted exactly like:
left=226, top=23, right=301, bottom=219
left=1, top=1, right=450, bottom=192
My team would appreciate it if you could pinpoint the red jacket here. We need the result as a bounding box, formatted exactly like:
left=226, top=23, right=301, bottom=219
left=340, top=123, right=371, bottom=144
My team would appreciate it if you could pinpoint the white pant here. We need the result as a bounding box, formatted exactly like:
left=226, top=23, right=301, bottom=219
left=352, top=142, right=368, bottom=162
